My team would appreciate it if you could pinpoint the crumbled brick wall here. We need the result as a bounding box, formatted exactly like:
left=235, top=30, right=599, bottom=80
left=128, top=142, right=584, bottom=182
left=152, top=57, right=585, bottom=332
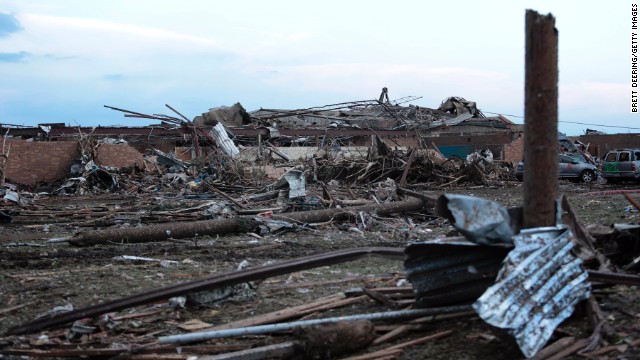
left=95, top=143, right=144, bottom=169
left=2, top=139, right=145, bottom=186
left=502, top=134, right=525, bottom=165
left=3, top=139, right=78, bottom=185
left=577, top=134, right=640, bottom=158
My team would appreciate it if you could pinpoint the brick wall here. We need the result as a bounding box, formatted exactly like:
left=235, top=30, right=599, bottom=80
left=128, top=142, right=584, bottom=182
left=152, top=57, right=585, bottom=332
left=3, top=139, right=78, bottom=185
left=577, top=134, right=640, bottom=158
left=2, top=138, right=145, bottom=186
left=95, top=143, right=144, bottom=169
left=502, top=134, right=525, bottom=165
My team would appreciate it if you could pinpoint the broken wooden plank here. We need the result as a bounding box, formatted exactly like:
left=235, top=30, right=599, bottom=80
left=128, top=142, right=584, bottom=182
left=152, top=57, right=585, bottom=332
left=196, top=341, right=298, bottom=360
left=623, top=192, right=640, bottom=211
left=529, top=336, right=575, bottom=360
left=343, top=329, right=453, bottom=360
left=206, top=184, right=246, bottom=209
left=398, top=148, right=416, bottom=186
left=0, top=301, right=35, bottom=316
left=371, top=324, right=410, bottom=346
left=202, top=294, right=367, bottom=331
left=7, top=247, right=405, bottom=335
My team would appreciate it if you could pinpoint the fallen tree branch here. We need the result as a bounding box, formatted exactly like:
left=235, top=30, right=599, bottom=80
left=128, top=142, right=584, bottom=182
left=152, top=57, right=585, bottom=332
left=69, top=197, right=432, bottom=246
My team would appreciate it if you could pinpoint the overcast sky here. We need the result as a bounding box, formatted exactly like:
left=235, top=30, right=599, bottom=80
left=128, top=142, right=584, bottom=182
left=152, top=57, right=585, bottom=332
left=0, top=1, right=635, bottom=135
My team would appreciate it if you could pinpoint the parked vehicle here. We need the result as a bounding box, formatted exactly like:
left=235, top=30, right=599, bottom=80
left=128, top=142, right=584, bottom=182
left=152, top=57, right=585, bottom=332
left=515, top=154, right=597, bottom=183
left=601, top=148, right=640, bottom=183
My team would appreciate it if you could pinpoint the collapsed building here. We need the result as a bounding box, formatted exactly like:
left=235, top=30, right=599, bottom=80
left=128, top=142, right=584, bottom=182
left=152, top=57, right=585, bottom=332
left=0, top=91, right=524, bottom=187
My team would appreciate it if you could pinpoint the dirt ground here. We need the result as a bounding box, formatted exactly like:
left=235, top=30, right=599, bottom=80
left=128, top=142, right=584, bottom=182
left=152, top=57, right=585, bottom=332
left=1, top=180, right=640, bottom=359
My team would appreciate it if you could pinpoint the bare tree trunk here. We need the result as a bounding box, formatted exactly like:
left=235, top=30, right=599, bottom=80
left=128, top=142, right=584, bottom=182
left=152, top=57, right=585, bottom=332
left=69, top=197, right=431, bottom=246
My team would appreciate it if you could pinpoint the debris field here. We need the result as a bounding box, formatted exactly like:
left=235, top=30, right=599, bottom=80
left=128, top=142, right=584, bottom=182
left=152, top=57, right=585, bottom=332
left=0, top=92, right=639, bottom=360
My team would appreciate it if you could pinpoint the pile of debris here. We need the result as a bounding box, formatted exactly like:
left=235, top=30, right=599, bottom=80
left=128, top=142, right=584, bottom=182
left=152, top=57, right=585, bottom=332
left=1, top=185, right=639, bottom=359
left=2, top=93, right=640, bottom=359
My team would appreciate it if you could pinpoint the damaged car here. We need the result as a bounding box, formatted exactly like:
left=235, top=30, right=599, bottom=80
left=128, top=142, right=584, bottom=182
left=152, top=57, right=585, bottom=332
left=515, top=154, right=597, bottom=183
left=601, top=148, right=640, bottom=183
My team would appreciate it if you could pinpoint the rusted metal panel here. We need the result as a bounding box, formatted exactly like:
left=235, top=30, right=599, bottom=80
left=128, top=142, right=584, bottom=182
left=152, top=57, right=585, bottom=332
left=404, top=238, right=512, bottom=307
left=473, top=226, right=591, bottom=358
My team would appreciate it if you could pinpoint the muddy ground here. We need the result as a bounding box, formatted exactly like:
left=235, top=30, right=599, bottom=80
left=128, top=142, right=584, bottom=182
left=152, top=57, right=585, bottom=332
left=1, top=180, right=640, bottom=359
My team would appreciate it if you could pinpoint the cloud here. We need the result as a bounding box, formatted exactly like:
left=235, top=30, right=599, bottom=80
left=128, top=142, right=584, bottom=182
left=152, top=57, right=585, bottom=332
left=21, top=13, right=217, bottom=47
left=42, top=54, right=78, bottom=61
left=0, top=51, right=30, bottom=62
left=5, top=13, right=232, bottom=65
left=0, top=12, right=22, bottom=37
left=560, top=81, right=627, bottom=113
left=243, top=62, right=513, bottom=106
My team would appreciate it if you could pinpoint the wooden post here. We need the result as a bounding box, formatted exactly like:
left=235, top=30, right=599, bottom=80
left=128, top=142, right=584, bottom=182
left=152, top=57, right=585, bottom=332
left=0, top=133, right=10, bottom=187
left=523, top=10, right=559, bottom=228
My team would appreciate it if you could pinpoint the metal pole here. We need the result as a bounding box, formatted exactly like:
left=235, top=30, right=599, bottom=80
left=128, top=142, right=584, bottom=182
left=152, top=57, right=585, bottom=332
left=158, top=306, right=471, bottom=345
left=524, top=10, right=559, bottom=228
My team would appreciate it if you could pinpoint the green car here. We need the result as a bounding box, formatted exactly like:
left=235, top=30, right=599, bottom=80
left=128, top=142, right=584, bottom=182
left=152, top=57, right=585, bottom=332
left=602, top=149, right=640, bottom=183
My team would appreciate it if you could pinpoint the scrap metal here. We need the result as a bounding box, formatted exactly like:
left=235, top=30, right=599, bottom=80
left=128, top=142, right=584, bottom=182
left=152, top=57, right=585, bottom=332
left=473, top=226, right=591, bottom=358
left=274, top=167, right=307, bottom=198
left=435, top=194, right=514, bottom=245
left=405, top=238, right=512, bottom=307
left=416, top=193, right=596, bottom=357
left=210, top=122, right=240, bottom=158
left=158, top=306, right=470, bottom=345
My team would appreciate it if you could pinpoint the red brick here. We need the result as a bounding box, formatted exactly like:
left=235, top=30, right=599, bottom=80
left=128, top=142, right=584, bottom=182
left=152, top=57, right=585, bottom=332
left=1, top=138, right=144, bottom=186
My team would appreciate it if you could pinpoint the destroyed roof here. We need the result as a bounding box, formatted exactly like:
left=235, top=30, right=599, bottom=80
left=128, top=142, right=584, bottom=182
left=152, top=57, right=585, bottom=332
left=246, top=95, right=519, bottom=132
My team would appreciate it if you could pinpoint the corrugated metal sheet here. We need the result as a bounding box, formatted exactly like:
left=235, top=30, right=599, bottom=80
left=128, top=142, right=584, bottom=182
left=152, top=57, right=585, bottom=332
left=211, top=123, right=240, bottom=158
left=424, top=111, right=474, bottom=130
left=472, top=226, right=591, bottom=358
left=274, top=168, right=307, bottom=198
left=405, top=239, right=512, bottom=307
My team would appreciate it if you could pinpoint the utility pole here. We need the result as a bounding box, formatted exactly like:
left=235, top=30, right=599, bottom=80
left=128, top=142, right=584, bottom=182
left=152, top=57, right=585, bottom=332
left=523, top=10, right=559, bottom=228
